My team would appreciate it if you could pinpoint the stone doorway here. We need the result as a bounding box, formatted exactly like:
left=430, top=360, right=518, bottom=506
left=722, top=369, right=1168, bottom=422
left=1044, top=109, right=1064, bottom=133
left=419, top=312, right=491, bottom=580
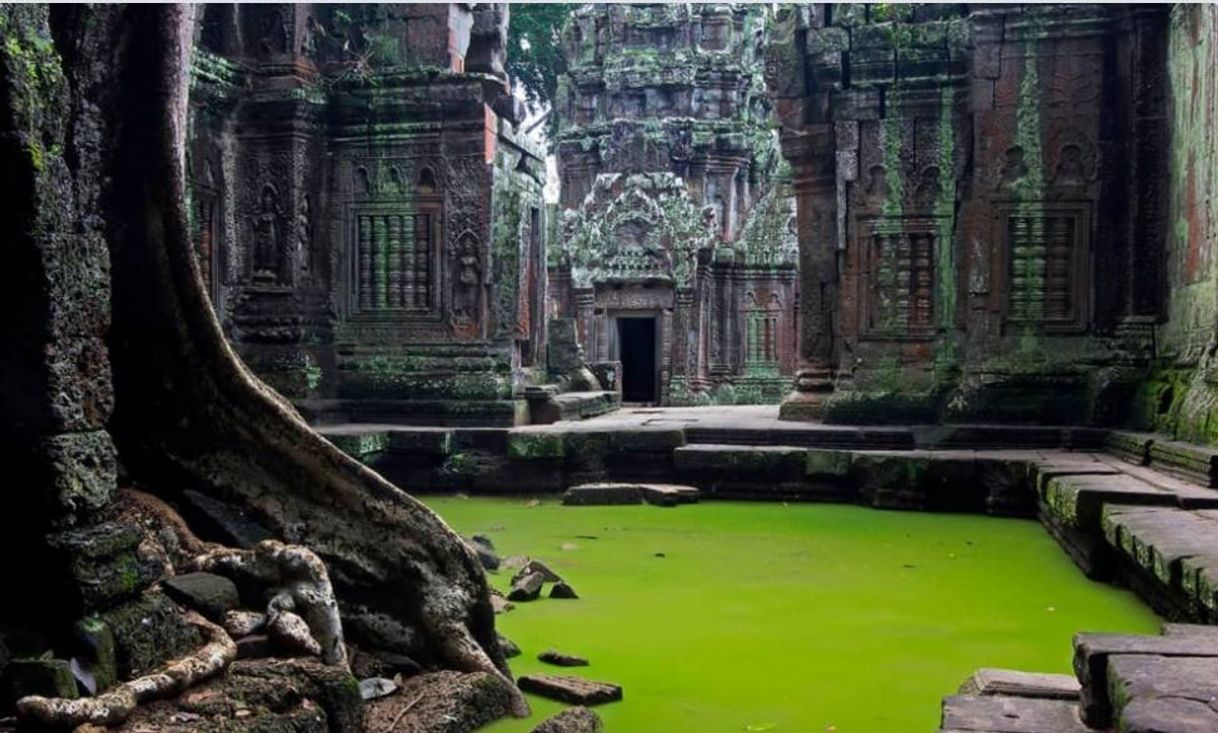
left=617, top=316, right=658, bottom=403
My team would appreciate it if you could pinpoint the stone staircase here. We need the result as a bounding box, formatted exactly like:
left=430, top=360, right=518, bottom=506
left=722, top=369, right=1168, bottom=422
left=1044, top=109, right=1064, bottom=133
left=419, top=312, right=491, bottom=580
left=939, top=624, right=1218, bottom=732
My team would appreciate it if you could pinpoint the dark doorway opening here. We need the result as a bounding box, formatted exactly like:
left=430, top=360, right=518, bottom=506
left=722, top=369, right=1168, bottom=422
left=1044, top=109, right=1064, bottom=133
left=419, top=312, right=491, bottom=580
left=618, top=317, right=657, bottom=403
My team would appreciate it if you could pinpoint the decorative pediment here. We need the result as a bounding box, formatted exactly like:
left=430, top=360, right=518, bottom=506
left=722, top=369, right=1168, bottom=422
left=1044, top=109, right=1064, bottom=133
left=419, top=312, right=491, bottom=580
left=561, top=172, right=715, bottom=288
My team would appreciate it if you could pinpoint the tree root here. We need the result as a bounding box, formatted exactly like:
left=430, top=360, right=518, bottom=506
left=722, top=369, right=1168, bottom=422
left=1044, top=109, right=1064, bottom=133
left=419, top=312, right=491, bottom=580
left=195, top=540, right=348, bottom=667
left=15, top=612, right=235, bottom=728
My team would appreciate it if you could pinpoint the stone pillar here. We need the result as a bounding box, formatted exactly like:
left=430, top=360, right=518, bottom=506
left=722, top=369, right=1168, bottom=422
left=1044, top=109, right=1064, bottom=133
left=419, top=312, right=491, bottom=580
left=764, top=4, right=839, bottom=420
left=779, top=127, right=839, bottom=420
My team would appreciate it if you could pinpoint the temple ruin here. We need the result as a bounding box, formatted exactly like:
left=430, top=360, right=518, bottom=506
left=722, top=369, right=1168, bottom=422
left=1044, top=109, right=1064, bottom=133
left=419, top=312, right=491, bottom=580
left=6, top=3, right=1218, bottom=732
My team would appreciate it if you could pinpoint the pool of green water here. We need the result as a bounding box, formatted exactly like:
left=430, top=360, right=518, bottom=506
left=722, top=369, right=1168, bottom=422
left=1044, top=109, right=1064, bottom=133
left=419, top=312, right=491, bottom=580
left=422, top=497, right=1159, bottom=733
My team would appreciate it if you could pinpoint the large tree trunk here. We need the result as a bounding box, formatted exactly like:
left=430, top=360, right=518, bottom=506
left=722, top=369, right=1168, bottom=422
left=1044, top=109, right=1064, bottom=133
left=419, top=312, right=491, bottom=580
left=84, top=3, right=514, bottom=701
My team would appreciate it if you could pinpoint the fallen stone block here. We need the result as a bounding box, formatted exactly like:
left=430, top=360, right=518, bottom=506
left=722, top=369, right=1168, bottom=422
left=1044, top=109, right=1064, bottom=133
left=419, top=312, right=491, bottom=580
left=639, top=484, right=700, bottom=506
left=562, top=483, right=643, bottom=506
left=958, top=668, right=1080, bottom=699
left=162, top=572, right=240, bottom=621
left=512, top=559, right=563, bottom=584
left=532, top=706, right=604, bottom=732
left=550, top=582, right=579, bottom=599
left=517, top=674, right=623, bottom=705
left=538, top=650, right=589, bottom=667
left=507, top=572, right=545, bottom=602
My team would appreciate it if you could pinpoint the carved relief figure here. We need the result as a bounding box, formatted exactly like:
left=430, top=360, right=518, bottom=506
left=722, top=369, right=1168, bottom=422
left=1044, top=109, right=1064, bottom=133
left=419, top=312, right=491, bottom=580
left=252, top=184, right=284, bottom=283
left=454, top=232, right=482, bottom=323
left=297, top=195, right=311, bottom=276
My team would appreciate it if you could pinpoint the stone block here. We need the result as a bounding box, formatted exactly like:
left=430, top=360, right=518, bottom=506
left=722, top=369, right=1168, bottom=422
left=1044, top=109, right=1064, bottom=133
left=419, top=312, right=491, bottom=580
left=940, top=694, right=1091, bottom=732
left=1149, top=439, right=1218, bottom=487
left=1073, top=632, right=1218, bottom=728
left=958, top=668, right=1080, bottom=699
left=35, top=431, right=117, bottom=525
left=100, top=592, right=205, bottom=678
left=1108, top=655, right=1218, bottom=732
left=1, top=659, right=78, bottom=706
left=1106, top=431, right=1155, bottom=466
left=162, top=572, right=240, bottom=621
left=563, top=483, right=643, bottom=506
left=532, top=706, right=603, bottom=733
left=71, top=615, right=117, bottom=694
left=806, top=27, right=850, bottom=54
left=538, top=650, right=589, bottom=667
left=47, top=520, right=164, bottom=612
left=507, top=431, right=565, bottom=460
left=517, top=674, right=622, bottom=706
left=805, top=449, right=853, bottom=479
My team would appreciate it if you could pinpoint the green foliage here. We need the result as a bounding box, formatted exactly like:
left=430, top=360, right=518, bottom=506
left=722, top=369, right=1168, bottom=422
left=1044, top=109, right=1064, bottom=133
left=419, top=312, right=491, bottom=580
left=507, top=3, right=573, bottom=110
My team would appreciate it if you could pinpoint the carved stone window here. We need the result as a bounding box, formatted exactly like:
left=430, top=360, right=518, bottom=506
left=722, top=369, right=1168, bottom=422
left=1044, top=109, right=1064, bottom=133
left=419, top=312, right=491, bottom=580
left=859, top=218, right=939, bottom=340
left=745, top=292, right=782, bottom=367
left=350, top=204, right=441, bottom=318
left=992, top=203, right=1090, bottom=333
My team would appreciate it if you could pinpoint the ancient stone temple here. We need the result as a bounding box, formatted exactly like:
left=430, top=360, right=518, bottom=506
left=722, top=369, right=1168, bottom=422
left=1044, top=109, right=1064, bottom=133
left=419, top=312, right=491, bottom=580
left=550, top=4, right=800, bottom=406
left=766, top=4, right=1170, bottom=424
left=187, top=4, right=547, bottom=426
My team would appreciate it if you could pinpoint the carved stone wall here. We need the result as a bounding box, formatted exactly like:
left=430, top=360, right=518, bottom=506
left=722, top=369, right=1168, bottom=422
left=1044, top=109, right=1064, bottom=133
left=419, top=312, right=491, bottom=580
left=552, top=4, right=798, bottom=405
left=766, top=4, right=1170, bottom=424
left=187, top=3, right=545, bottom=425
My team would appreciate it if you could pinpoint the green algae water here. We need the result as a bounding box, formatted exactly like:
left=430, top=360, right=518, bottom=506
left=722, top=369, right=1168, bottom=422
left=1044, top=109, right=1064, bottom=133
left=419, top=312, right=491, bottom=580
left=423, top=497, right=1159, bottom=732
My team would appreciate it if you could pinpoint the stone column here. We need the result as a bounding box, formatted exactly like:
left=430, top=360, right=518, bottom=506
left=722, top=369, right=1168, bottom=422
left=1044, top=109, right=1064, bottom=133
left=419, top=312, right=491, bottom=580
left=778, top=127, right=839, bottom=420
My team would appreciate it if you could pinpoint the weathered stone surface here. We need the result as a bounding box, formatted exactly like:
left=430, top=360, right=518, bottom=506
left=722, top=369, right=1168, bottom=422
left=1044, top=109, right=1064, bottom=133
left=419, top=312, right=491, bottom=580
left=517, top=674, right=623, bottom=706
left=1119, top=696, right=1218, bottom=733
left=359, top=676, right=399, bottom=701
left=1074, top=633, right=1218, bottom=727
left=364, top=670, right=518, bottom=733
left=1, top=659, right=78, bottom=706
left=940, top=694, right=1091, bottom=733
left=639, top=484, right=700, bottom=506
left=538, top=650, right=589, bottom=668
left=71, top=615, right=117, bottom=695
left=497, top=633, right=520, bottom=659
left=554, top=5, right=795, bottom=407
left=550, top=582, right=579, bottom=600
left=508, top=572, right=545, bottom=602
left=99, top=592, right=205, bottom=679
left=562, top=483, right=643, bottom=506
left=958, top=668, right=1080, bottom=700
left=532, top=706, right=604, bottom=733
left=162, top=572, right=240, bottom=621
left=46, top=520, right=164, bottom=612
left=1108, top=654, right=1218, bottom=732
left=512, top=560, right=563, bottom=585
left=466, top=538, right=501, bottom=571
left=116, top=658, right=363, bottom=733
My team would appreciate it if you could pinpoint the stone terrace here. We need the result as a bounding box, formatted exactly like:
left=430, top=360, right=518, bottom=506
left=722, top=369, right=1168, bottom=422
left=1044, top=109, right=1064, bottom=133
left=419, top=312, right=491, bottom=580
left=319, top=405, right=1218, bottom=733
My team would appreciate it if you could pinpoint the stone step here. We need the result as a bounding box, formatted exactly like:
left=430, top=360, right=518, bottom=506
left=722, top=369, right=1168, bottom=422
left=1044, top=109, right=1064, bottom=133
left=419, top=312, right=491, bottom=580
left=958, top=668, right=1080, bottom=700
left=561, top=482, right=699, bottom=507
left=1149, top=439, right=1218, bottom=488
left=1073, top=632, right=1218, bottom=728
left=939, top=694, right=1093, bottom=732
left=1101, top=506, right=1218, bottom=600
left=1107, top=654, right=1218, bottom=732
left=1041, top=473, right=1218, bottom=533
